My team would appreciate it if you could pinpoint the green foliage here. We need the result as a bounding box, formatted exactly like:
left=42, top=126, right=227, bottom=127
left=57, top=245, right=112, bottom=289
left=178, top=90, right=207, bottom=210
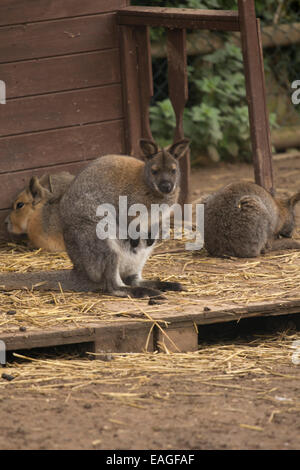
left=150, top=43, right=263, bottom=161
left=135, top=0, right=295, bottom=162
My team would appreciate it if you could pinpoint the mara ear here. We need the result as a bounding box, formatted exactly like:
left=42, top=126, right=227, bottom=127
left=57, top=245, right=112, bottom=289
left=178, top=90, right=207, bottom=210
left=29, top=176, right=49, bottom=205
left=139, top=139, right=159, bottom=159
left=288, top=191, right=300, bottom=208
left=38, top=173, right=52, bottom=192
left=168, top=139, right=190, bottom=160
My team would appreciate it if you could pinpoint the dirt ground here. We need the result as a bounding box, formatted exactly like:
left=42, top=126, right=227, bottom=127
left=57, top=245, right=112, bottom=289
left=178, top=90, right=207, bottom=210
left=1, top=157, right=300, bottom=450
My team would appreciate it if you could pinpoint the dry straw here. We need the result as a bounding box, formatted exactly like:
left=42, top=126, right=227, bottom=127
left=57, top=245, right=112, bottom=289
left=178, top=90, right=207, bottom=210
left=0, top=233, right=300, bottom=332
left=0, top=332, right=299, bottom=413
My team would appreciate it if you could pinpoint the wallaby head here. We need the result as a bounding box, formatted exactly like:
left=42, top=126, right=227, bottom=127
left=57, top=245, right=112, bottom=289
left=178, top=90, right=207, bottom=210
left=6, top=176, right=51, bottom=235
left=277, top=190, right=300, bottom=238
left=140, top=139, right=190, bottom=197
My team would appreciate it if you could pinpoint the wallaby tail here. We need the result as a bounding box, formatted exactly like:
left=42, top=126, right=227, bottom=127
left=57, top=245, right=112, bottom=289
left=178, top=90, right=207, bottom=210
left=0, top=269, right=101, bottom=293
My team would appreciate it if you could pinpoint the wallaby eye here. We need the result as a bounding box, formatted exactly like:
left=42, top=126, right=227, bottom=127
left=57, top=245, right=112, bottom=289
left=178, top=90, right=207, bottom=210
left=171, top=169, right=176, bottom=174
left=16, top=202, right=24, bottom=209
left=151, top=169, right=158, bottom=176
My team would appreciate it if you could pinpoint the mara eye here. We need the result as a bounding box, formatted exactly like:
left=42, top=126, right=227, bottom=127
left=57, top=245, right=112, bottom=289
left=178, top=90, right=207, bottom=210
left=151, top=169, right=158, bottom=176
left=16, top=202, right=24, bottom=209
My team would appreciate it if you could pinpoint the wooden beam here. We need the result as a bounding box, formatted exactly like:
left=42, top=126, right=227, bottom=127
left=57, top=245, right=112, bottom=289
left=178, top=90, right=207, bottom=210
left=118, top=6, right=240, bottom=31
left=238, top=0, right=274, bottom=194
left=167, top=28, right=190, bottom=205
left=119, top=25, right=142, bottom=156
left=135, top=26, right=154, bottom=141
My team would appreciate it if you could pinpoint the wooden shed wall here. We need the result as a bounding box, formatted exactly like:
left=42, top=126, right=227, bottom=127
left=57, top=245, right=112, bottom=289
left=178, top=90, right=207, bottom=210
left=0, top=0, right=129, bottom=236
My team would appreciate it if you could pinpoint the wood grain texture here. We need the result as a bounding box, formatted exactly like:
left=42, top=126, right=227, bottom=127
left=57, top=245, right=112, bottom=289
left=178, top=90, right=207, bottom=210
left=117, top=6, right=240, bottom=31
left=238, top=0, right=274, bottom=194
left=119, top=25, right=142, bottom=156
left=167, top=29, right=190, bottom=205
left=1, top=321, right=153, bottom=353
left=1, top=299, right=300, bottom=353
left=135, top=26, right=153, bottom=141
left=0, top=14, right=117, bottom=64
left=0, top=0, right=129, bottom=26
left=0, top=49, right=121, bottom=99
left=0, top=85, right=123, bottom=137
left=0, top=120, right=125, bottom=174
left=0, top=160, right=93, bottom=210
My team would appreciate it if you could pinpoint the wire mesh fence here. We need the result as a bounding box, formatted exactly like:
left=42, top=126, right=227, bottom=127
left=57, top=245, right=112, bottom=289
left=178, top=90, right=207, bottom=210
left=132, top=0, right=300, bottom=163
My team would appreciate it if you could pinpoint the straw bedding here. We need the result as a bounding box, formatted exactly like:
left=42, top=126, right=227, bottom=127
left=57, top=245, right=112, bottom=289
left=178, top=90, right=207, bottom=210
left=0, top=227, right=299, bottom=332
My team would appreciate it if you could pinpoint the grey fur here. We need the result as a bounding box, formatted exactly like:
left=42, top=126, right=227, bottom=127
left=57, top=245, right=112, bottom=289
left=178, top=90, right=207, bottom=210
left=203, top=182, right=300, bottom=258
left=0, top=139, right=190, bottom=299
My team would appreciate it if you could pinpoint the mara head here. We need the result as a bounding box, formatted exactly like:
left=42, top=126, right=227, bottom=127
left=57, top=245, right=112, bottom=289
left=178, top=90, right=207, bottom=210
left=5, top=176, right=51, bottom=235
left=140, top=139, right=190, bottom=197
left=277, top=191, right=300, bottom=238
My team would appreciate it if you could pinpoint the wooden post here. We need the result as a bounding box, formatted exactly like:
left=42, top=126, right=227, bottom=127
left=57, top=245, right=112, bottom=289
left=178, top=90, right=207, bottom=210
left=167, top=28, right=190, bottom=204
left=119, top=25, right=142, bottom=156
left=135, top=25, right=154, bottom=141
left=238, top=0, right=274, bottom=195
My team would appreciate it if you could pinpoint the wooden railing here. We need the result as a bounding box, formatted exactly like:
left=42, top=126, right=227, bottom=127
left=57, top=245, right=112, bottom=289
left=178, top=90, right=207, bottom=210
left=117, top=0, right=274, bottom=203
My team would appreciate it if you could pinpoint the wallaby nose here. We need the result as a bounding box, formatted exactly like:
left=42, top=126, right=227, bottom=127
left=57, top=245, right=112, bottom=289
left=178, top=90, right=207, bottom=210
left=158, top=181, right=173, bottom=194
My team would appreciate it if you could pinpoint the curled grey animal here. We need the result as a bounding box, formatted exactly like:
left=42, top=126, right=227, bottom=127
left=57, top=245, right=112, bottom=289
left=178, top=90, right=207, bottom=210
left=203, top=182, right=300, bottom=258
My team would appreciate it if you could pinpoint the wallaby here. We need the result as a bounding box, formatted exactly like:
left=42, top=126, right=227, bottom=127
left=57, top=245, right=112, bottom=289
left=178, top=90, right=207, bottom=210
left=0, top=139, right=190, bottom=300
left=5, top=172, right=75, bottom=252
left=203, top=181, right=300, bottom=258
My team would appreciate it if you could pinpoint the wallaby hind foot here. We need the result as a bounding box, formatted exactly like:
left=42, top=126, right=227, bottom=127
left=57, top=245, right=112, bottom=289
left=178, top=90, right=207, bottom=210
left=266, top=238, right=300, bottom=253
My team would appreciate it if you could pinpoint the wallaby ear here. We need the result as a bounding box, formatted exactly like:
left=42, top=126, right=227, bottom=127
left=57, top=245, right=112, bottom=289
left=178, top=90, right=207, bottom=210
left=139, top=139, right=159, bottom=159
left=29, top=176, right=49, bottom=204
left=168, top=139, right=190, bottom=160
left=288, top=191, right=300, bottom=208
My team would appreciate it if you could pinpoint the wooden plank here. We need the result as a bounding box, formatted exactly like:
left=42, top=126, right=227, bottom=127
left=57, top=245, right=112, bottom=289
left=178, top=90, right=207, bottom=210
left=119, top=25, right=142, bottom=156
left=0, top=160, right=94, bottom=211
left=94, top=324, right=154, bottom=353
left=150, top=299, right=300, bottom=326
left=0, top=50, right=121, bottom=99
left=1, top=325, right=97, bottom=351
left=135, top=26, right=154, bottom=141
left=156, top=322, right=198, bottom=353
left=1, top=321, right=154, bottom=353
left=238, top=0, right=274, bottom=194
left=0, top=209, right=10, bottom=238
left=167, top=28, right=190, bottom=205
left=117, top=6, right=240, bottom=31
left=0, top=120, right=125, bottom=175
left=0, top=85, right=123, bottom=137
left=0, top=0, right=129, bottom=26
left=1, top=298, right=300, bottom=354
left=0, top=15, right=117, bottom=64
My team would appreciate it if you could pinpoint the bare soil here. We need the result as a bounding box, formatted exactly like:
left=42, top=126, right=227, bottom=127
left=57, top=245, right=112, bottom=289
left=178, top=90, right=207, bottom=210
left=1, top=157, right=300, bottom=450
